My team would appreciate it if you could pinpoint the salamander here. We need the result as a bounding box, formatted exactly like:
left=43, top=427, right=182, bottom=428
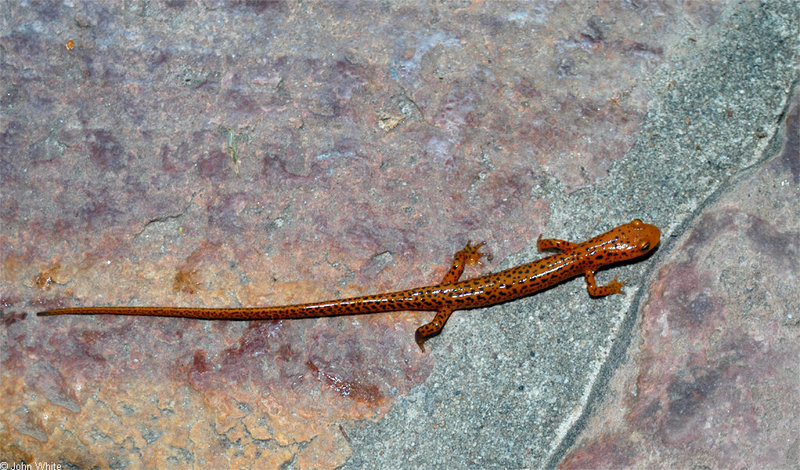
left=38, top=219, right=660, bottom=351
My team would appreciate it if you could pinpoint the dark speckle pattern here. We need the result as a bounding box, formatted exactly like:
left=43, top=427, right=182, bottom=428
left=39, top=221, right=661, bottom=351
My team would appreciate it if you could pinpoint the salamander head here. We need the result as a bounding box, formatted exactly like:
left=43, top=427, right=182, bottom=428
left=605, top=219, right=661, bottom=260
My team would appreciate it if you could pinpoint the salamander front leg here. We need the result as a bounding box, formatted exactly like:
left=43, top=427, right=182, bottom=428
left=415, top=309, right=454, bottom=352
left=537, top=234, right=578, bottom=252
left=584, top=271, right=625, bottom=297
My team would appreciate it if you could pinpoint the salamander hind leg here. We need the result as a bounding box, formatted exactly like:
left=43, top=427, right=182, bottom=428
left=414, top=309, right=454, bottom=352
left=537, top=234, right=578, bottom=252
left=440, top=241, right=487, bottom=285
left=584, top=271, right=625, bottom=297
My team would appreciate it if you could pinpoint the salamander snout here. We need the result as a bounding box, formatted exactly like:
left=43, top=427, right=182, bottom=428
left=629, top=219, right=661, bottom=254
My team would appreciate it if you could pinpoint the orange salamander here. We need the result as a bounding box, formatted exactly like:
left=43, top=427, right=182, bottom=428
left=39, top=219, right=660, bottom=351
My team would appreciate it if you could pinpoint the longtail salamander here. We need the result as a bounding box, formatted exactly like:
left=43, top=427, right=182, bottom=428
left=39, top=219, right=660, bottom=351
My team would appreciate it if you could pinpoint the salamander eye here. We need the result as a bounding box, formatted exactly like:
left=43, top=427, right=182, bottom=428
left=632, top=219, right=642, bottom=226
left=640, top=242, right=650, bottom=251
